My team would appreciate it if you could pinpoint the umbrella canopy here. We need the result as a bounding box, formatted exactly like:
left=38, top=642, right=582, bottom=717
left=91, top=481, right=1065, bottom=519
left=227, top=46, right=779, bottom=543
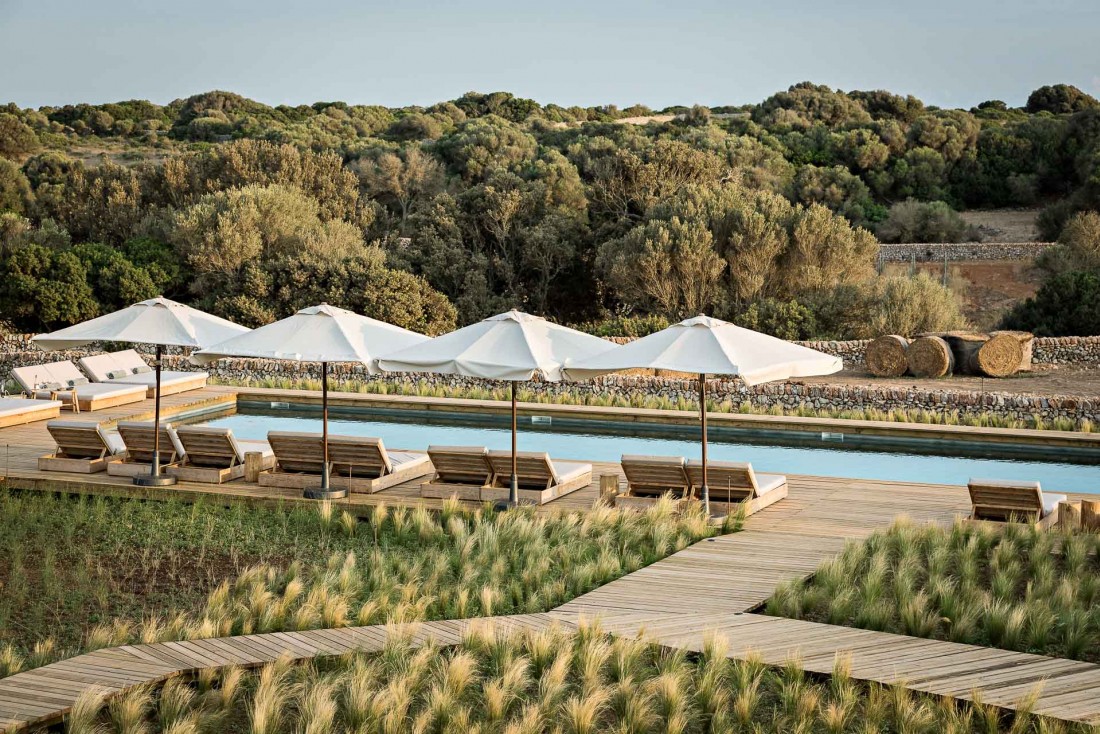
left=191, top=303, right=429, bottom=501
left=378, top=310, right=616, bottom=506
left=31, top=296, right=248, bottom=351
left=564, top=314, right=843, bottom=514
left=191, top=303, right=427, bottom=369
left=563, top=314, right=842, bottom=385
left=31, top=296, right=250, bottom=488
left=377, top=309, right=614, bottom=382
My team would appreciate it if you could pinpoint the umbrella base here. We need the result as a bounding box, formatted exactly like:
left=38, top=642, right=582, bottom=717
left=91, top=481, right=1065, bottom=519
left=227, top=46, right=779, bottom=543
left=133, top=474, right=177, bottom=487
left=304, top=488, right=348, bottom=501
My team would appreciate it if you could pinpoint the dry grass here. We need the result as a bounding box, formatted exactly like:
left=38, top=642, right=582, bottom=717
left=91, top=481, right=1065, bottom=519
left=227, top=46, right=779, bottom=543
left=0, top=493, right=722, bottom=677
left=61, top=622, right=1092, bottom=733
left=768, top=519, right=1100, bottom=662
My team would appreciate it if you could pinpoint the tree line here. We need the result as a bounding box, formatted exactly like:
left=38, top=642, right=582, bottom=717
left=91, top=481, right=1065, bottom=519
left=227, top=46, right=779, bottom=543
left=1, top=82, right=1098, bottom=337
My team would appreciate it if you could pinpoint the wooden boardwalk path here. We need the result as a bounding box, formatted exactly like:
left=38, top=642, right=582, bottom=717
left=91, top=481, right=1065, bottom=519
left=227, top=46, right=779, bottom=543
left=571, top=612, right=1100, bottom=725
left=0, top=614, right=564, bottom=731
left=2, top=387, right=1100, bottom=728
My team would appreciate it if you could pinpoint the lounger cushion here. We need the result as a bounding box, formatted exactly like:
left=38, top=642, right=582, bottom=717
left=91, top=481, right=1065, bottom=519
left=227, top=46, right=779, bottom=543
left=1042, top=493, right=1067, bottom=517
left=237, top=439, right=275, bottom=459
left=0, top=398, right=62, bottom=419
left=12, top=361, right=87, bottom=394
left=552, top=460, right=592, bottom=485
left=31, top=382, right=146, bottom=402
left=428, top=445, right=488, bottom=454
left=622, top=454, right=685, bottom=467
left=754, top=473, right=787, bottom=495
left=79, top=350, right=206, bottom=390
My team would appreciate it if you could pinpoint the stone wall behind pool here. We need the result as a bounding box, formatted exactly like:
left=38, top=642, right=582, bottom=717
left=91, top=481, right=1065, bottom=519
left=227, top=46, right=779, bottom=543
left=2, top=336, right=1098, bottom=427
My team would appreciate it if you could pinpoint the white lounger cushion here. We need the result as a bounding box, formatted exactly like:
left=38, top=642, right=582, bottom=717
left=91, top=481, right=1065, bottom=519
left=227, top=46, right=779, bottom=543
left=552, top=460, right=592, bottom=485
left=0, top=397, right=62, bottom=419
left=237, top=438, right=275, bottom=460
left=754, top=473, right=787, bottom=495
left=1042, top=493, right=1068, bottom=517
left=32, top=382, right=146, bottom=402
left=79, top=350, right=206, bottom=387
left=12, top=361, right=91, bottom=392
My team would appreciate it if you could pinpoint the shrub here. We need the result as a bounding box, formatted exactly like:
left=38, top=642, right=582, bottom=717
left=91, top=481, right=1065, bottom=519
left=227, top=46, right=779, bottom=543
left=575, top=314, right=670, bottom=338
left=1036, top=210, right=1100, bottom=277
left=732, top=298, right=818, bottom=340
left=874, top=199, right=979, bottom=243
left=809, top=274, right=967, bottom=338
left=1001, top=270, right=1100, bottom=336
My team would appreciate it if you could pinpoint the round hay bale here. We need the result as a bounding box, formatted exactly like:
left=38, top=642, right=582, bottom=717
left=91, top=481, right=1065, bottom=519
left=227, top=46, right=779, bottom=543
left=975, top=332, right=1025, bottom=378
left=907, top=335, right=955, bottom=378
left=942, top=332, right=989, bottom=376
left=865, top=335, right=910, bottom=377
left=989, top=330, right=1034, bottom=372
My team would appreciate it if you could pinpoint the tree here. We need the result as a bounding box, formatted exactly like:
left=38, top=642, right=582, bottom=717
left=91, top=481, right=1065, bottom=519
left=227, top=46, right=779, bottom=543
left=0, top=159, right=31, bottom=214
left=598, top=216, right=725, bottom=318
left=0, top=245, right=99, bottom=330
left=170, top=184, right=366, bottom=306
left=354, top=147, right=444, bottom=229
left=70, top=243, right=160, bottom=310
left=156, top=140, right=361, bottom=221
left=0, top=113, right=39, bottom=159
left=1002, top=270, right=1100, bottom=336
left=1025, top=85, right=1100, bottom=115
left=875, top=200, right=978, bottom=243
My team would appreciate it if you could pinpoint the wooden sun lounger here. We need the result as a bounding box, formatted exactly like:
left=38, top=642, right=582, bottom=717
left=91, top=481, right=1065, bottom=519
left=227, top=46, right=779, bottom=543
left=685, top=459, right=788, bottom=516
left=481, top=450, right=593, bottom=505
left=169, top=426, right=276, bottom=484
left=38, top=420, right=126, bottom=473
left=79, top=350, right=207, bottom=398
left=615, top=455, right=692, bottom=511
left=11, top=361, right=146, bottom=412
left=420, top=446, right=493, bottom=500
left=259, top=431, right=432, bottom=493
left=106, top=421, right=187, bottom=478
left=968, top=478, right=1066, bottom=528
left=0, top=397, right=62, bottom=429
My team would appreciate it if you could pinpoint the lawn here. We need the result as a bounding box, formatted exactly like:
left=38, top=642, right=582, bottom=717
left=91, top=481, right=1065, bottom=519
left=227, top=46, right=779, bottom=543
left=0, top=490, right=719, bottom=677
left=65, top=623, right=1093, bottom=734
left=767, top=520, right=1100, bottom=663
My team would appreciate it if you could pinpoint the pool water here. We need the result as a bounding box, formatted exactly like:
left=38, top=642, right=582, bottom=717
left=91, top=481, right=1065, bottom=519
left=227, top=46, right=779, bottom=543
left=200, top=405, right=1100, bottom=494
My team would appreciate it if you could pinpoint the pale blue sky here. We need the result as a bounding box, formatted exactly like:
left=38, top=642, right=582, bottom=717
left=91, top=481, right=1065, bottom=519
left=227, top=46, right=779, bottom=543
left=3, top=0, right=1098, bottom=110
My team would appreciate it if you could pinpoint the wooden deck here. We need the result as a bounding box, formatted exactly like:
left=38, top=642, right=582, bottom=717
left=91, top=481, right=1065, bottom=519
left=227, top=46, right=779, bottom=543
left=1, top=386, right=1099, bottom=729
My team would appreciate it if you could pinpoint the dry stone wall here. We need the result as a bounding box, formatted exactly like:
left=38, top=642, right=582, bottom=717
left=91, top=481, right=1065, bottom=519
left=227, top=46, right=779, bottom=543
left=2, top=335, right=1098, bottom=425
left=876, top=242, right=1056, bottom=262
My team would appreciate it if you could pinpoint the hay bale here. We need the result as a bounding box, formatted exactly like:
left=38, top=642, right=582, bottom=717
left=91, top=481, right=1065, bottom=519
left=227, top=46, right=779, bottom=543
left=989, top=330, right=1034, bottom=372
left=974, top=332, right=1025, bottom=378
left=907, top=335, right=955, bottom=378
left=942, top=332, right=989, bottom=376
left=865, top=335, right=909, bottom=377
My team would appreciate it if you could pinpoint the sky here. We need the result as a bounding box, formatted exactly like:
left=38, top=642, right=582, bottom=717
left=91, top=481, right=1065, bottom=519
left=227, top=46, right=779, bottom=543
left=3, top=0, right=1099, bottom=111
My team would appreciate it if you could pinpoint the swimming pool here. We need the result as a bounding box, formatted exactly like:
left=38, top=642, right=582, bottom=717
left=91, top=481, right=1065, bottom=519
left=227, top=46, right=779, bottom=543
left=194, top=402, right=1100, bottom=494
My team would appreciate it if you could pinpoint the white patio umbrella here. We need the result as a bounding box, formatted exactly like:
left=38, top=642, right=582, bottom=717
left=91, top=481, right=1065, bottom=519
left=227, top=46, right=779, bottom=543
left=31, top=296, right=249, bottom=487
left=564, top=315, right=843, bottom=513
left=377, top=310, right=617, bottom=505
left=191, top=303, right=428, bottom=500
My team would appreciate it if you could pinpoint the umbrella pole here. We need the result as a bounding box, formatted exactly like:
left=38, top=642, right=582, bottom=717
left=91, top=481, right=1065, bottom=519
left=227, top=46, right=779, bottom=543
left=134, top=344, right=176, bottom=487
left=305, top=361, right=346, bottom=501
left=509, top=381, right=518, bottom=507
left=699, top=372, right=709, bottom=515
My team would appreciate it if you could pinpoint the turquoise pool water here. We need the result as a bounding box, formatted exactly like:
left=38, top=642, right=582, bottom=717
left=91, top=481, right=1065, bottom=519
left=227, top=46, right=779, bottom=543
left=200, top=405, right=1100, bottom=494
